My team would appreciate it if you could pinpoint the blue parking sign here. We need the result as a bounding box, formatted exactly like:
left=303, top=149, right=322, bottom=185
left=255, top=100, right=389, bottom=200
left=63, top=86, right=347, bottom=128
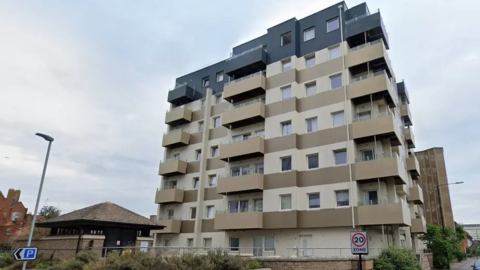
left=13, top=247, right=38, bottom=261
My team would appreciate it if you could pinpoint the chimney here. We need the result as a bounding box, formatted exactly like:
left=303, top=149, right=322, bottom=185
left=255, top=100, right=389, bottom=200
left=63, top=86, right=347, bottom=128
left=149, top=215, right=157, bottom=222
left=7, top=189, right=21, bottom=205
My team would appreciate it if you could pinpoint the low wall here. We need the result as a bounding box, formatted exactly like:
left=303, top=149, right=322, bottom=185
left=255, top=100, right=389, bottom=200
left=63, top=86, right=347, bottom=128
left=256, top=258, right=374, bottom=270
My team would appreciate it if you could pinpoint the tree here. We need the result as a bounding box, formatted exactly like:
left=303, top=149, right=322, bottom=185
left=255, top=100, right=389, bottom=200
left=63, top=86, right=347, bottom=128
left=420, top=224, right=464, bottom=269
left=39, top=205, right=61, bottom=220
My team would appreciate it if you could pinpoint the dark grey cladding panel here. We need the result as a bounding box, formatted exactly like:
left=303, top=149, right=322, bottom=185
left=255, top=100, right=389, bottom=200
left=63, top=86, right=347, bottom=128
left=224, top=47, right=267, bottom=77
left=167, top=84, right=195, bottom=106
left=345, top=12, right=389, bottom=49
left=345, top=3, right=368, bottom=21
left=397, top=82, right=406, bottom=95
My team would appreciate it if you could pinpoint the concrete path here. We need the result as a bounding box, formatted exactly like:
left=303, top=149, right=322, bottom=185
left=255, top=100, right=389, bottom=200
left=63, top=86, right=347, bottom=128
left=452, top=257, right=478, bottom=270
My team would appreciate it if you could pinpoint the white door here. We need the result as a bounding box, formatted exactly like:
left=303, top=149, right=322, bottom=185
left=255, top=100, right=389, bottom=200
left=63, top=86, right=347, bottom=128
left=299, top=235, right=312, bottom=257
left=139, top=241, right=148, bottom=252
left=253, top=237, right=263, bottom=256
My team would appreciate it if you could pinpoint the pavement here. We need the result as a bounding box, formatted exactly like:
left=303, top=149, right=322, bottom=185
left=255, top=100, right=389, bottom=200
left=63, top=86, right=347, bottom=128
left=452, top=257, right=478, bottom=270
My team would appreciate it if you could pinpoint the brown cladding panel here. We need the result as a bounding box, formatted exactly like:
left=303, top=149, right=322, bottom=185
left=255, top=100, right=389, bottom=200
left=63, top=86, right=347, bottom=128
left=204, top=187, right=223, bottom=201
left=297, top=126, right=348, bottom=149
left=263, top=211, right=297, bottom=229
left=180, top=220, right=195, bottom=233
left=264, top=171, right=299, bottom=189
left=183, top=190, right=198, bottom=203
left=189, top=132, right=203, bottom=145
left=201, top=219, right=219, bottom=232
left=297, top=57, right=343, bottom=83
left=265, top=98, right=298, bottom=117
left=297, top=88, right=345, bottom=112
left=265, top=134, right=297, bottom=153
left=298, top=165, right=351, bottom=187
left=298, top=208, right=353, bottom=228
left=211, top=102, right=229, bottom=116
left=209, top=128, right=228, bottom=140
left=192, top=109, right=205, bottom=122
left=187, top=161, right=200, bottom=174
left=266, top=69, right=298, bottom=89
left=206, top=158, right=226, bottom=170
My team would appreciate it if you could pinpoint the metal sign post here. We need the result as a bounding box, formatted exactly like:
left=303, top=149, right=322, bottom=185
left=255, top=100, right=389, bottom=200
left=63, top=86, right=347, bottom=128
left=351, top=231, right=369, bottom=270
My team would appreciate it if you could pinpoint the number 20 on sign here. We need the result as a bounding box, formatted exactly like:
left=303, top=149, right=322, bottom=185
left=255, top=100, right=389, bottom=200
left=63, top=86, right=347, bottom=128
left=351, top=231, right=369, bottom=255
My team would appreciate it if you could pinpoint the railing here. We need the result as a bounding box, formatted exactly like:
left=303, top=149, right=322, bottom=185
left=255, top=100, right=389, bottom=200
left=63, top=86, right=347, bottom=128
left=232, top=98, right=265, bottom=109
left=157, top=186, right=184, bottom=191
left=226, top=45, right=265, bottom=62
left=220, top=167, right=264, bottom=178
left=165, top=127, right=189, bottom=134
left=345, top=8, right=378, bottom=24
left=168, top=82, right=187, bottom=92
left=216, top=204, right=263, bottom=215
left=350, top=69, right=386, bottom=83
left=355, top=152, right=396, bottom=162
left=162, top=156, right=186, bottom=162
left=222, top=133, right=265, bottom=145
left=168, top=104, right=187, bottom=112
left=357, top=198, right=400, bottom=206
left=225, top=71, right=265, bottom=86
left=157, top=214, right=181, bottom=220
left=286, top=247, right=383, bottom=258
left=349, top=38, right=382, bottom=51
left=352, top=106, right=393, bottom=122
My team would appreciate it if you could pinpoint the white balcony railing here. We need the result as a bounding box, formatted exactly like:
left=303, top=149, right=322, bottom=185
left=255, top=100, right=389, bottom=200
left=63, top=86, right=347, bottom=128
left=224, top=71, right=265, bottom=86
left=226, top=45, right=266, bottom=62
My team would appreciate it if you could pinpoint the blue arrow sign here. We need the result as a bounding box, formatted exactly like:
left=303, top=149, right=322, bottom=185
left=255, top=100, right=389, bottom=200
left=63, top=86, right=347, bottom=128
left=13, top=247, right=38, bottom=261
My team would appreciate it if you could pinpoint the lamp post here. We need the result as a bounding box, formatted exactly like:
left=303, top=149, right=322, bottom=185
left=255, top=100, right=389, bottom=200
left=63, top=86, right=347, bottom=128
left=437, top=181, right=463, bottom=234
left=22, top=133, right=54, bottom=270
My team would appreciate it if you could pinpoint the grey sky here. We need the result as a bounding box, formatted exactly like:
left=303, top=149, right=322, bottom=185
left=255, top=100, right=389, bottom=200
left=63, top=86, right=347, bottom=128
left=0, top=0, right=479, bottom=224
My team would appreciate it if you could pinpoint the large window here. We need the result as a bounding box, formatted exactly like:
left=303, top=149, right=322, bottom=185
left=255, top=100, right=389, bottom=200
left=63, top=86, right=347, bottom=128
left=305, top=55, right=316, bottom=68
left=209, top=175, right=217, bottom=187
left=307, top=154, right=319, bottom=169
left=216, top=71, right=224, bottom=82
left=336, top=190, right=350, bottom=206
left=229, top=200, right=249, bottom=213
left=306, top=82, right=316, bottom=96
left=213, top=116, right=221, bottom=128
left=281, top=32, right=292, bottom=46
left=303, top=27, right=315, bottom=42
left=332, top=111, right=345, bottom=127
left=265, top=237, right=275, bottom=251
left=202, top=77, right=210, bottom=87
left=308, top=193, right=320, bottom=209
left=211, top=146, right=218, bottom=158
left=282, top=121, right=292, bottom=136
left=330, top=74, right=342, bottom=89
left=280, top=194, right=292, bottom=210
left=327, top=17, right=339, bottom=32
left=206, top=206, right=215, bottom=219
left=281, top=85, right=292, bottom=100
left=231, top=165, right=250, bottom=177
left=306, top=117, right=317, bottom=133
left=281, top=156, right=292, bottom=171
left=203, top=238, right=212, bottom=248
left=329, top=46, right=341, bottom=59
left=230, top=238, right=240, bottom=251
left=233, top=133, right=250, bottom=142
left=282, top=59, right=292, bottom=72
left=190, top=207, right=196, bottom=219
left=334, top=149, right=347, bottom=165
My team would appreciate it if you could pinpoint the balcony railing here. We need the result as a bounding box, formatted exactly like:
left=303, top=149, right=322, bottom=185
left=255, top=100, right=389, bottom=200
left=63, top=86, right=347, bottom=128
left=168, top=82, right=188, bottom=92
left=350, top=69, right=386, bottom=83
left=349, top=38, right=382, bottom=51
left=216, top=203, right=263, bottom=215
left=232, top=98, right=265, bottom=110
left=162, top=156, right=186, bottom=162
left=165, top=128, right=189, bottom=135
left=158, top=214, right=181, bottom=221
left=220, top=167, right=264, bottom=178
left=352, top=107, right=394, bottom=122
left=222, top=133, right=265, bottom=145
left=225, top=71, right=265, bottom=86
left=226, top=45, right=266, bottom=62
left=157, top=186, right=184, bottom=191
left=355, top=152, right=396, bottom=162
left=345, top=8, right=379, bottom=24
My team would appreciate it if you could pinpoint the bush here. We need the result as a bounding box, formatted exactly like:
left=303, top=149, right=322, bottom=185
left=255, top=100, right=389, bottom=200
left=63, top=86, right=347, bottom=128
left=374, top=246, right=421, bottom=270
left=35, top=262, right=51, bottom=269
left=455, top=251, right=467, bottom=262
left=0, top=253, right=14, bottom=268
left=75, top=250, right=99, bottom=264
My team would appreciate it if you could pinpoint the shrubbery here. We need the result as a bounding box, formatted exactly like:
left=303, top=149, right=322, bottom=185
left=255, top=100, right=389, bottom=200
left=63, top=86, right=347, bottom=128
left=0, top=253, right=14, bottom=268
left=374, top=246, right=421, bottom=270
left=420, top=224, right=467, bottom=269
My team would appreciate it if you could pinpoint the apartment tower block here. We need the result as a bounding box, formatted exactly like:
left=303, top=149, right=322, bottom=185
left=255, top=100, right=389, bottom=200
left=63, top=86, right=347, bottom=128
left=154, top=1, right=426, bottom=257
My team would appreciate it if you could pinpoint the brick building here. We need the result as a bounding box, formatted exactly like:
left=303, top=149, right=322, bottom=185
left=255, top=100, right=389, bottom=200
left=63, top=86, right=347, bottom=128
left=0, top=189, right=29, bottom=242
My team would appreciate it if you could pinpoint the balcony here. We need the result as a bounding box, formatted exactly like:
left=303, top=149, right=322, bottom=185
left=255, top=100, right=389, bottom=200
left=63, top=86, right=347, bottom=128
left=223, top=72, right=266, bottom=103
left=348, top=70, right=398, bottom=108
left=217, top=171, right=264, bottom=195
left=351, top=111, right=402, bottom=146
left=356, top=202, right=411, bottom=226
left=214, top=210, right=263, bottom=230
left=225, top=45, right=267, bottom=79
left=221, top=99, right=265, bottom=129
left=155, top=188, right=184, bottom=204
left=397, top=81, right=410, bottom=104
left=407, top=156, right=420, bottom=180
left=346, top=39, right=392, bottom=74
left=404, top=128, right=416, bottom=149
left=156, top=217, right=181, bottom=234
left=355, top=153, right=407, bottom=184
left=395, top=184, right=409, bottom=196
left=346, top=10, right=390, bottom=49
left=411, top=216, right=427, bottom=234
left=219, top=136, right=264, bottom=162
left=165, top=106, right=192, bottom=126
left=158, top=159, right=188, bottom=176
left=408, top=185, right=424, bottom=205
left=400, top=104, right=413, bottom=127
left=162, top=130, right=190, bottom=149
left=167, top=83, right=195, bottom=107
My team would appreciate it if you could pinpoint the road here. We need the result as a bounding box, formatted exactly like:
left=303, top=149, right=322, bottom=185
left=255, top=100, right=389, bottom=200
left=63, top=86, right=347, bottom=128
left=452, top=257, right=478, bottom=270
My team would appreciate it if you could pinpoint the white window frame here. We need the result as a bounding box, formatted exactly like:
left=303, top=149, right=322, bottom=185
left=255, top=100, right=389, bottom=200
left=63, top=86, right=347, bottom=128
left=332, top=111, right=345, bottom=127
left=305, top=117, right=317, bottom=133
left=206, top=206, right=215, bottom=219
left=303, top=27, right=315, bottom=42
left=329, top=46, right=341, bottom=59
left=280, top=194, right=292, bottom=211
left=281, top=121, right=292, bottom=136
left=213, top=116, right=221, bottom=128
left=334, top=149, right=347, bottom=166
left=327, top=17, right=340, bottom=32
left=335, top=190, right=350, bottom=207
left=203, top=238, right=212, bottom=248
left=305, top=82, right=316, bottom=96
left=282, top=59, right=292, bottom=72
left=307, top=154, right=319, bottom=170
left=211, top=146, right=219, bottom=158
left=190, top=207, right=197, bottom=219
left=281, top=156, right=292, bottom=171
left=187, top=238, right=194, bottom=248
left=281, top=85, right=292, bottom=100
left=216, top=71, right=224, bottom=82
left=330, top=73, right=343, bottom=89
left=305, top=54, right=316, bottom=68
left=202, top=77, right=210, bottom=87
left=209, top=175, right=217, bottom=187
left=308, top=193, right=320, bottom=209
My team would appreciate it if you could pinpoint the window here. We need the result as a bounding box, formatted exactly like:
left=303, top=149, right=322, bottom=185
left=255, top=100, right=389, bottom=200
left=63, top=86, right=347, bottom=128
left=332, top=111, right=345, bottom=127
left=203, top=238, right=212, bottom=248
left=166, top=209, right=174, bottom=219
left=233, top=133, right=250, bottom=142
left=327, top=17, right=339, bottom=32
left=336, top=190, right=349, bottom=206
left=172, top=153, right=180, bottom=160
left=307, top=154, right=319, bottom=169
left=187, top=238, right=194, bottom=247
left=211, top=146, right=218, bottom=157
left=305, top=55, right=316, bottom=68
left=280, top=194, right=292, bottom=210
left=231, top=165, right=250, bottom=177
left=282, top=59, right=292, bottom=72
left=329, top=46, right=341, bottom=59
left=282, top=121, right=292, bottom=136
left=164, top=180, right=177, bottom=189
left=308, top=193, right=320, bottom=209
left=213, top=116, right=221, bottom=128
left=216, top=71, right=224, bottom=82
left=215, top=94, right=223, bottom=104
left=230, top=238, right=240, bottom=251
left=163, top=239, right=171, bottom=247
left=365, top=190, right=378, bottom=205
left=198, top=121, right=204, bottom=132
left=229, top=200, right=249, bottom=213
left=255, top=163, right=264, bottom=174
left=330, top=74, right=342, bottom=89
left=303, top=27, right=315, bottom=42
left=254, top=199, right=263, bottom=212
left=361, top=149, right=375, bottom=161
left=357, top=111, right=371, bottom=121
left=334, top=149, right=347, bottom=165
left=206, top=206, right=215, bottom=218
left=190, top=207, right=197, bottom=219
left=306, top=117, right=317, bottom=133
left=305, top=82, right=316, bottom=96
left=201, top=99, right=206, bottom=108
left=281, top=85, right=292, bottom=100
left=209, top=175, right=217, bottom=187
left=202, top=77, right=210, bottom=87
left=281, top=31, right=291, bottom=46
left=193, top=178, right=199, bottom=189
left=195, top=149, right=202, bottom=161
left=265, top=237, right=275, bottom=251
left=255, top=129, right=265, bottom=137
left=281, top=156, right=292, bottom=171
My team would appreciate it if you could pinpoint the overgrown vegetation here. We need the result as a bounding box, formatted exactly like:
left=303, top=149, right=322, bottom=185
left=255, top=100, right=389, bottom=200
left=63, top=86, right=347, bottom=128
left=420, top=224, right=467, bottom=269
left=39, top=206, right=62, bottom=220
left=373, top=246, right=421, bottom=270
left=0, top=253, right=14, bottom=268
left=467, top=247, right=480, bottom=257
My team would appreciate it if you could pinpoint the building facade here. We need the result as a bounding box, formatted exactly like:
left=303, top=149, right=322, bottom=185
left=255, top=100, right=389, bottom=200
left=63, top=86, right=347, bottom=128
left=154, top=2, right=426, bottom=257
left=415, top=147, right=455, bottom=229
left=0, top=189, right=28, bottom=242
left=462, top=224, right=480, bottom=246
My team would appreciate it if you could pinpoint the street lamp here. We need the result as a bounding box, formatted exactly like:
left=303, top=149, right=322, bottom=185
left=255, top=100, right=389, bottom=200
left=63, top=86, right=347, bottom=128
left=437, top=181, right=463, bottom=234
left=22, top=133, right=54, bottom=270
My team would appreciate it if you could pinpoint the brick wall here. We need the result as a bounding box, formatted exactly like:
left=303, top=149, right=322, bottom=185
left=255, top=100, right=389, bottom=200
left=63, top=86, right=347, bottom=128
left=0, top=189, right=28, bottom=242
left=256, top=258, right=374, bottom=270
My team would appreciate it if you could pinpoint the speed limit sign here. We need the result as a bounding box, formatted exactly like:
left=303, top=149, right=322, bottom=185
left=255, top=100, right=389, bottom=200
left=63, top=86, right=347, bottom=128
left=351, top=231, right=368, bottom=255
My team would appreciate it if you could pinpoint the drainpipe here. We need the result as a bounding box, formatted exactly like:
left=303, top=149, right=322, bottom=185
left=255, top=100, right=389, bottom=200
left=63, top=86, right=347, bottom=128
left=338, top=4, right=355, bottom=230
left=75, top=226, right=83, bottom=254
